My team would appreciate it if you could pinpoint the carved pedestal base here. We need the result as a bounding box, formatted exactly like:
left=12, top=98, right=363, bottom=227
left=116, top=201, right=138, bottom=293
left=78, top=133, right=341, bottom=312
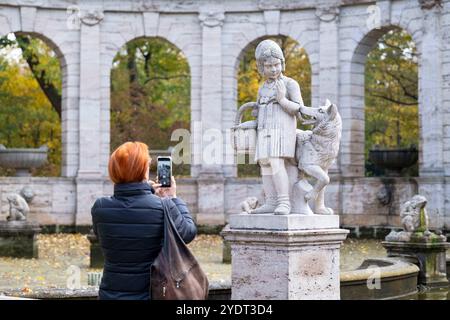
left=0, top=221, right=41, bottom=258
left=222, top=214, right=348, bottom=299
left=87, top=231, right=104, bottom=269
left=382, top=240, right=449, bottom=288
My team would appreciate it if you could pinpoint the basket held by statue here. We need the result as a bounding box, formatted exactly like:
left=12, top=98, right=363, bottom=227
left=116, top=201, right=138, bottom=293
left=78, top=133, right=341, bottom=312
left=231, top=102, right=258, bottom=154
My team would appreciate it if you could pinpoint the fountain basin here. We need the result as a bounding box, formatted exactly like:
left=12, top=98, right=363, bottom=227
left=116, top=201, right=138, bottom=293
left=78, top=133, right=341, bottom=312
left=0, top=280, right=232, bottom=300
left=0, top=259, right=421, bottom=300
left=340, top=258, right=419, bottom=299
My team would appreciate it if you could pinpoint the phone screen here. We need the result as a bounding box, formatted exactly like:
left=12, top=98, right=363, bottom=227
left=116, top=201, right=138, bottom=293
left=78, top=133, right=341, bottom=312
left=157, top=156, right=172, bottom=187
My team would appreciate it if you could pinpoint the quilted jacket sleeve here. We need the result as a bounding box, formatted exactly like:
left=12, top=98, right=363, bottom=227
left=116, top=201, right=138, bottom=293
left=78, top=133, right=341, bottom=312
left=167, top=197, right=197, bottom=244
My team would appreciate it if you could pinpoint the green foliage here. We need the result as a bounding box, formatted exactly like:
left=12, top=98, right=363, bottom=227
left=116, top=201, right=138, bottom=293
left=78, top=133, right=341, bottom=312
left=365, top=29, right=419, bottom=176
left=110, top=37, right=191, bottom=176
left=0, top=34, right=61, bottom=176
left=16, top=35, right=62, bottom=97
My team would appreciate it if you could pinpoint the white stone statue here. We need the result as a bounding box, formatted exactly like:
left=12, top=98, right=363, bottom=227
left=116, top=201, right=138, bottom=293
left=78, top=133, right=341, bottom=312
left=250, top=39, right=305, bottom=215
left=6, top=193, right=30, bottom=221
left=401, top=194, right=429, bottom=233
left=235, top=39, right=342, bottom=215
left=293, top=100, right=342, bottom=215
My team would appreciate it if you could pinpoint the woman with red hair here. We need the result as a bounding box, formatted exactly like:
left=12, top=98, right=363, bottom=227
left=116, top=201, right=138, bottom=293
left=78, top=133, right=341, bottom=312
left=91, top=141, right=197, bottom=300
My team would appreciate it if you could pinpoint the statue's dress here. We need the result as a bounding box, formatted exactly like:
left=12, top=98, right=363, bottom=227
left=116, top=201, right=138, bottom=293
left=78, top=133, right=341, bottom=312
left=255, top=76, right=300, bottom=162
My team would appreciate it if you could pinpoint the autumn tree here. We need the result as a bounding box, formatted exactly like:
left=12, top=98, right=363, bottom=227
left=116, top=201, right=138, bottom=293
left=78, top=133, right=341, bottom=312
left=0, top=33, right=61, bottom=176
left=0, top=33, right=62, bottom=118
left=365, top=28, right=419, bottom=176
left=110, top=37, right=191, bottom=175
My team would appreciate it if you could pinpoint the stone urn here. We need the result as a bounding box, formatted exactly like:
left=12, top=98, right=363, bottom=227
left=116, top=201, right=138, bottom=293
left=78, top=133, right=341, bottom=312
left=369, top=147, right=418, bottom=176
left=0, top=144, right=48, bottom=176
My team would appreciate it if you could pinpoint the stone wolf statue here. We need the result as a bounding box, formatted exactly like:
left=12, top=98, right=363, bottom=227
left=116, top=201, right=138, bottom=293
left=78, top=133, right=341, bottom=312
left=293, top=99, right=342, bottom=215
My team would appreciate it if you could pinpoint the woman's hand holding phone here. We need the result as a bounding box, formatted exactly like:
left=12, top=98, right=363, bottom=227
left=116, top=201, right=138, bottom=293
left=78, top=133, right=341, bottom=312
left=149, top=176, right=177, bottom=198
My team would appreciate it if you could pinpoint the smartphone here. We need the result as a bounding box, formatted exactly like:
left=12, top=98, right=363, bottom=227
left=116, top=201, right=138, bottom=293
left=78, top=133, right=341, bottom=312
left=157, top=156, right=172, bottom=187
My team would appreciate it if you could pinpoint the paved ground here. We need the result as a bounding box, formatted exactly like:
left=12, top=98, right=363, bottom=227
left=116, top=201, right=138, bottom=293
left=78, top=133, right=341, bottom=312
left=0, top=234, right=414, bottom=293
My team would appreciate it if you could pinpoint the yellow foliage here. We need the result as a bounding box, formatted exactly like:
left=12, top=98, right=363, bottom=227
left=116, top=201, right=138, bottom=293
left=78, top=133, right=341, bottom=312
left=0, top=57, right=61, bottom=176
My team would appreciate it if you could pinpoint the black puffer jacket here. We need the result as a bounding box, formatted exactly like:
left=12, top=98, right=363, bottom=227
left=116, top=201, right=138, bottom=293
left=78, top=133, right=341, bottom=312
left=91, top=182, right=197, bottom=300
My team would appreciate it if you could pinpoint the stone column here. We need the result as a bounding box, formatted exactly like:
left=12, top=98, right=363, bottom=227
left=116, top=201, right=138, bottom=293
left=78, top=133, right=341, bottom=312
left=316, top=4, right=339, bottom=105
left=75, top=8, right=105, bottom=227
left=195, top=8, right=226, bottom=226
left=223, top=214, right=348, bottom=300
left=418, top=0, right=443, bottom=176
left=316, top=3, right=341, bottom=181
left=417, top=0, right=445, bottom=229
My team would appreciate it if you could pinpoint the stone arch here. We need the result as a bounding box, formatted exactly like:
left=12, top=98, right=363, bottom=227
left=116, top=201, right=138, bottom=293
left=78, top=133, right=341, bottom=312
left=100, top=12, right=202, bottom=176
left=1, top=30, right=74, bottom=177
left=108, top=35, right=192, bottom=175
left=342, top=25, right=419, bottom=177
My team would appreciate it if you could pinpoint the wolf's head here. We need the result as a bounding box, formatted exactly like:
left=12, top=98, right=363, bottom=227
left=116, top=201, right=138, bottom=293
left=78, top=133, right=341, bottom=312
left=299, top=99, right=338, bottom=126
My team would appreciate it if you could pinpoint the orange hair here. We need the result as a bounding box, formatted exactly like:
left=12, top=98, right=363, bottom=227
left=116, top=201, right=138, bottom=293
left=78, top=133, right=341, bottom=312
left=108, top=141, right=150, bottom=184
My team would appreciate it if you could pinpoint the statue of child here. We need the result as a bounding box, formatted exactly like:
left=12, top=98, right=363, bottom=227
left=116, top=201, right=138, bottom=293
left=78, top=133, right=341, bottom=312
left=251, top=39, right=305, bottom=215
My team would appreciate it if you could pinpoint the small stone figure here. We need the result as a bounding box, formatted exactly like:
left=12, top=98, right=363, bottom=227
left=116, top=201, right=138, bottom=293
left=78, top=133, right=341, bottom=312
left=6, top=193, right=30, bottom=221
left=240, top=197, right=259, bottom=214
left=385, top=195, right=446, bottom=242
left=376, top=185, right=391, bottom=206
left=383, top=194, right=448, bottom=287
left=401, top=194, right=428, bottom=233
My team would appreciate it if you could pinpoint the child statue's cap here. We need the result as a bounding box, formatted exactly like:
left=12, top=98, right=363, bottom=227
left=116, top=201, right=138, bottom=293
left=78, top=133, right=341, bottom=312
left=255, top=39, right=285, bottom=62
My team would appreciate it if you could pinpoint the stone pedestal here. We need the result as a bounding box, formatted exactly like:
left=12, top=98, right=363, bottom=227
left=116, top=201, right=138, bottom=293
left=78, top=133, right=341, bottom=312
left=222, top=214, right=348, bottom=300
left=0, top=221, right=41, bottom=258
left=87, top=231, right=104, bottom=269
left=222, top=241, right=231, bottom=264
left=382, top=241, right=449, bottom=287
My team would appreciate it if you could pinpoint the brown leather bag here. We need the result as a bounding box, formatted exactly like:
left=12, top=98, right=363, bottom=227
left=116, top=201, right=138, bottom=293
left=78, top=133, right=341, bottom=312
left=150, top=197, right=209, bottom=300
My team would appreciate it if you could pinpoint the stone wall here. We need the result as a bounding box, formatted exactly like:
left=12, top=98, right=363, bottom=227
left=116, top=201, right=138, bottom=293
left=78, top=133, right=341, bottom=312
left=0, top=0, right=449, bottom=231
left=1, top=176, right=444, bottom=234
left=223, top=177, right=444, bottom=231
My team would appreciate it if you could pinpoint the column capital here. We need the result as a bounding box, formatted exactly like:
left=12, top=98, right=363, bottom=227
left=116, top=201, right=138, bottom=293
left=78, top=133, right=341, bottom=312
left=418, top=0, right=442, bottom=10
left=199, top=10, right=225, bottom=27
left=315, top=4, right=340, bottom=22
left=139, top=0, right=159, bottom=11
left=18, top=0, right=43, bottom=5
left=80, top=8, right=104, bottom=26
